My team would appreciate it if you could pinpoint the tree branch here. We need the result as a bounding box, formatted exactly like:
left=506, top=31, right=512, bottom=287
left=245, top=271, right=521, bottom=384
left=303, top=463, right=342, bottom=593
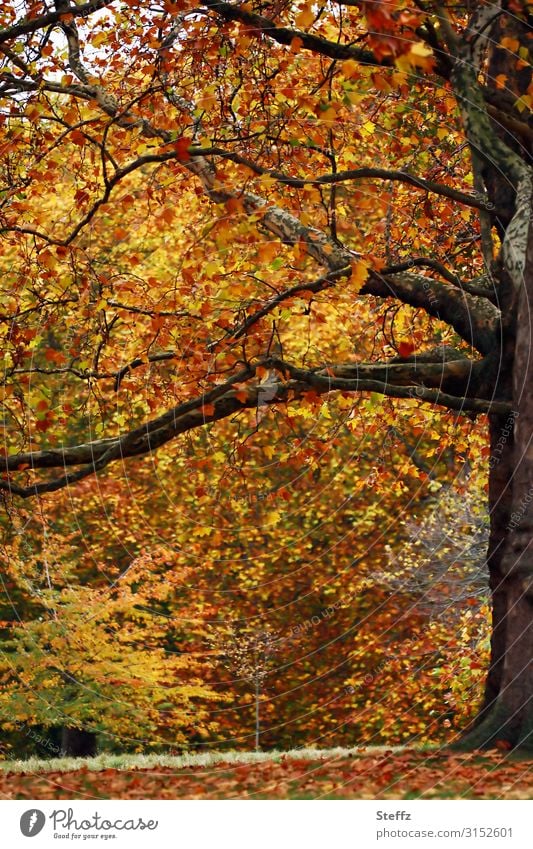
left=201, top=0, right=383, bottom=66
left=0, top=27, right=499, bottom=353
left=361, top=270, right=499, bottom=356
left=192, top=150, right=500, bottom=213
left=0, top=355, right=508, bottom=498
left=0, top=0, right=112, bottom=45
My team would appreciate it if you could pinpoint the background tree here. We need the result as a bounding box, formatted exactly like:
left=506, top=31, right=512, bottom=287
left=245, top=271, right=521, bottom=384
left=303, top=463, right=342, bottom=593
left=0, top=0, right=532, bottom=749
left=210, top=624, right=279, bottom=751
left=0, top=534, right=222, bottom=753
left=383, top=479, right=489, bottom=622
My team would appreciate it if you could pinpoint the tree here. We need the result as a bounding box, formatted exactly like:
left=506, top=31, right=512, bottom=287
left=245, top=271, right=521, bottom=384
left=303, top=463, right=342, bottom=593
left=0, top=1, right=532, bottom=749
left=383, top=479, right=490, bottom=622
left=0, top=534, right=222, bottom=753
left=210, top=624, right=279, bottom=751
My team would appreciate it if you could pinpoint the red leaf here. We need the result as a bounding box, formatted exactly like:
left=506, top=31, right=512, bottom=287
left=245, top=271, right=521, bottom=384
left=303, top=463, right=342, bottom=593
left=173, top=137, right=191, bottom=161
left=398, top=341, right=416, bottom=358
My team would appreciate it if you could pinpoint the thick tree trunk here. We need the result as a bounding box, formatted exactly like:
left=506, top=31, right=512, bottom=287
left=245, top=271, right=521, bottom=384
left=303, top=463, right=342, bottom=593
left=60, top=727, right=97, bottom=757
left=475, top=412, right=514, bottom=721
left=458, top=208, right=533, bottom=751
left=459, top=574, right=533, bottom=751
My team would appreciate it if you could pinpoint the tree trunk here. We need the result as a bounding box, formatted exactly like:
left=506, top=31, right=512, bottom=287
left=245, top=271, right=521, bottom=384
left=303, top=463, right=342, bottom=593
left=60, top=727, right=97, bottom=757
left=475, top=412, right=514, bottom=722
left=255, top=678, right=261, bottom=752
left=458, top=574, right=533, bottom=751
left=458, top=208, right=533, bottom=751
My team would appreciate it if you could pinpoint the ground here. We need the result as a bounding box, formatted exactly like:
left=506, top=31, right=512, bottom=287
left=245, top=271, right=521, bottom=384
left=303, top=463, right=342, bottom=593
left=0, top=746, right=532, bottom=799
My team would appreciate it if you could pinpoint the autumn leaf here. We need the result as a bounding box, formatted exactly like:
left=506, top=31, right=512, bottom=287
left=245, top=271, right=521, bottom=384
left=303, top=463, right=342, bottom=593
left=397, top=341, right=416, bottom=358
left=351, top=260, right=369, bottom=292
left=173, top=137, right=192, bottom=161
left=395, top=43, right=435, bottom=73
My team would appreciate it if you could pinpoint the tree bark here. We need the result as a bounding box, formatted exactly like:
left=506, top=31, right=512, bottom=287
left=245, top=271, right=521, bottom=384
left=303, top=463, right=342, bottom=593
left=458, top=201, right=533, bottom=751
left=477, top=411, right=514, bottom=720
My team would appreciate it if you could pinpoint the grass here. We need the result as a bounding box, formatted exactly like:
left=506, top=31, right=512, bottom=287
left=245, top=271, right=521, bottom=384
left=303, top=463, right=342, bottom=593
left=0, top=743, right=415, bottom=775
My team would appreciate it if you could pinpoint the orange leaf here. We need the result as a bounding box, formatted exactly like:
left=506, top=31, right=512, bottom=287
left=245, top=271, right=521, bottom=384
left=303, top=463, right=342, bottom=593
left=290, top=36, right=303, bottom=53
left=225, top=197, right=244, bottom=214
left=160, top=207, right=175, bottom=224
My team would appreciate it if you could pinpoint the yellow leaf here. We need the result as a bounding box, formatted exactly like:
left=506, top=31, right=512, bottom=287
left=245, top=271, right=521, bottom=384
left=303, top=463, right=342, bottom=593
left=351, top=260, right=369, bottom=292
left=345, top=90, right=363, bottom=106
left=319, top=106, right=337, bottom=123
left=515, top=94, right=532, bottom=113
left=92, top=31, right=108, bottom=48
left=295, top=6, right=315, bottom=28
left=204, top=261, right=220, bottom=278
left=342, top=60, right=359, bottom=79
left=395, top=42, right=434, bottom=73
left=361, top=120, right=376, bottom=136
